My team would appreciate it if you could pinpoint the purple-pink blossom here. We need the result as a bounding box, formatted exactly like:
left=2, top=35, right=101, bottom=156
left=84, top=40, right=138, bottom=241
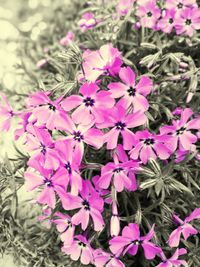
left=78, top=12, right=97, bottom=32
left=157, top=248, right=188, bottom=267
left=59, top=31, right=74, bottom=46
left=116, top=0, right=135, bottom=16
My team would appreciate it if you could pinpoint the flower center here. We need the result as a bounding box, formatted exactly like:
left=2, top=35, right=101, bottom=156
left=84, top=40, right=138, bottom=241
left=144, top=138, right=155, bottom=145
left=78, top=241, right=87, bottom=248
left=41, top=144, right=46, bottom=155
left=131, top=240, right=141, bottom=245
left=177, top=2, right=183, bottom=9
left=115, top=122, right=126, bottom=130
left=127, top=87, right=136, bottom=97
left=44, top=178, right=53, bottom=187
left=83, top=97, right=95, bottom=107
left=73, top=131, right=84, bottom=142
left=169, top=18, right=174, bottom=24
left=185, top=19, right=192, bottom=25
left=65, top=162, right=72, bottom=174
left=147, top=11, right=152, bottom=17
left=113, top=167, right=123, bottom=173
left=176, top=127, right=186, bottom=135
left=82, top=200, right=90, bottom=210
left=48, top=103, right=56, bottom=111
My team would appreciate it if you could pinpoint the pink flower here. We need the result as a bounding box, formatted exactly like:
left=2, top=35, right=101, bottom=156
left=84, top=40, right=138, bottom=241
left=0, top=93, right=16, bottom=131
left=175, top=7, right=200, bottom=36
left=59, top=31, right=74, bottom=46
left=156, top=248, right=188, bottom=267
left=62, top=118, right=104, bottom=165
left=98, top=145, right=139, bottom=192
left=36, top=59, right=48, bottom=68
left=93, top=249, right=125, bottom=267
left=165, top=0, right=197, bottom=11
left=160, top=108, right=200, bottom=151
left=108, top=66, right=152, bottom=111
left=71, top=180, right=105, bottom=231
left=78, top=12, right=97, bottom=32
left=25, top=125, right=60, bottom=170
left=109, top=223, right=161, bottom=259
left=129, top=130, right=174, bottom=164
left=136, top=1, right=161, bottom=29
left=24, top=159, right=77, bottom=209
left=110, top=202, right=120, bottom=236
left=53, top=212, right=75, bottom=246
left=82, top=44, right=122, bottom=82
left=116, top=0, right=135, bottom=16
left=157, top=9, right=176, bottom=33
left=61, top=83, right=115, bottom=124
left=26, top=91, right=72, bottom=131
left=14, top=112, right=34, bottom=140
left=168, top=208, right=200, bottom=247
left=62, top=235, right=94, bottom=265
left=97, top=104, right=147, bottom=150
left=55, top=140, right=82, bottom=195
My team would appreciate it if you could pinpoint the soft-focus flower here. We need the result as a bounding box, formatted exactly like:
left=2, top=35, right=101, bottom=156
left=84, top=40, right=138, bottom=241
left=136, top=1, right=161, bottom=29
left=82, top=44, right=122, bottom=82
left=59, top=31, right=75, bottom=46
left=94, top=249, right=125, bottom=267
left=62, top=235, right=94, bottom=265
left=160, top=108, right=200, bottom=151
left=129, top=130, right=174, bottom=164
left=156, top=248, right=188, bottom=267
left=108, top=66, right=152, bottom=111
left=26, top=91, right=72, bottom=131
left=175, top=7, right=200, bottom=36
left=53, top=212, right=75, bottom=246
left=36, top=59, right=48, bottom=68
left=71, top=180, right=105, bottom=231
left=97, top=104, right=146, bottom=150
left=116, top=0, right=135, bottom=16
left=55, top=140, right=82, bottom=195
left=165, top=0, right=197, bottom=11
left=109, top=223, right=161, bottom=259
left=157, top=9, right=176, bottom=33
left=0, top=93, right=16, bottom=131
left=78, top=12, right=97, bottom=32
left=61, top=82, right=114, bottom=124
left=168, top=208, right=200, bottom=247
left=98, top=145, right=139, bottom=192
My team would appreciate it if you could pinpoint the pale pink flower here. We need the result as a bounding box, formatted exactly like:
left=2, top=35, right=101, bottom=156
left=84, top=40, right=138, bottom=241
left=59, top=31, right=74, bottom=46
left=61, top=82, right=115, bottom=125
left=116, top=0, right=135, bottom=16
left=78, top=12, right=97, bottom=32
left=165, top=0, right=197, bottom=11
left=108, top=66, right=152, bottom=111
left=157, top=9, right=176, bottom=33
left=0, top=93, right=16, bottom=131
left=110, top=202, right=120, bottom=236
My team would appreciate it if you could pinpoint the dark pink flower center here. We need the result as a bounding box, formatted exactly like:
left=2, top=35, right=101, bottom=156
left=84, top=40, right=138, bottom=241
left=83, top=97, right=95, bottom=107
left=169, top=18, right=174, bottom=24
left=41, top=144, right=46, bottom=155
left=147, top=11, right=152, bottom=17
left=176, top=126, right=186, bottom=135
left=144, top=138, right=155, bottom=145
left=177, top=2, right=183, bottom=9
left=65, top=162, right=72, bottom=174
left=113, top=167, right=123, bottom=173
left=131, top=240, right=141, bottom=245
left=127, top=87, right=136, bottom=97
left=44, top=178, right=53, bottom=187
left=82, top=200, right=90, bottom=210
left=73, top=131, right=84, bottom=142
left=48, top=103, right=56, bottom=111
left=115, top=122, right=126, bottom=130
left=78, top=241, right=87, bottom=248
left=185, top=19, right=192, bottom=25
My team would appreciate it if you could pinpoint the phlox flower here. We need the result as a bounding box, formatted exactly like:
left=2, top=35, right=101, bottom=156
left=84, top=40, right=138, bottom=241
left=108, top=66, right=152, bottom=111
left=93, top=249, right=125, bottom=267
left=129, top=130, right=174, bottom=164
left=165, top=0, right=197, bottom=11
left=91, top=175, right=112, bottom=204
left=55, top=140, right=82, bottom=195
left=59, top=31, right=74, bottom=46
left=136, top=0, right=161, bottom=29
left=168, top=208, right=200, bottom=247
left=62, top=118, right=104, bottom=165
left=157, top=9, right=176, bottom=33
left=160, top=108, right=200, bottom=151
left=156, top=248, right=188, bottom=267
left=0, top=93, right=17, bottom=131
left=24, top=159, right=80, bottom=209
left=175, top=7, right=200, bottom=36
left=97, top=104, right=147, bottom=150
left=71, top=180, right=105, bottom=231
left=82, top=44, right=122, bottom=82
left=26, top=91, right=72, bottom=131
left=98, top=145, right=139, bottom=192
left=109, top=223, right=161, bottom=259
left=61, top=82, right=114, bottom=125
left=53, top=212, right=75, bottom=246
left=25, top=125, right=60, bottom=170
left=110, top=202, right=120, bottom=236
left=116, top=0, right=135, bottom=16
left=78, top=12, right=97, bottom=32
left=62, top=235, right=93, bottom=265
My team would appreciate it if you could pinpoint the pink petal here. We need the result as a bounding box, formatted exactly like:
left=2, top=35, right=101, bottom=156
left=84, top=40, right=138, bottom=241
left=182, top=224, right=198, bottom=240
left=72, top=208, right=90, bottom=230
left=37, top=187, right=56, bottom=208
left=122, top=223, right=140, bottom=240
left=119, top=67, right=136, bottom=87
left=136, top=76, right=152, bottom=96
left=24, top=171, right=44, bottom=191
left=104, top=129, right=119, bottom=150
left=179, top=132, right=197, bottom=150
left=168, top=227, right=182, bottom=247
left=142, top=242, right=161, bottom=260
left=84, top=128, right=104, bottom=149
left=61, top=95, right=82, bottom=111
left=185, top=208, right=200, bottom=222
left=132, top=93, right=149, bottom=112
left=90, top=208, right=105, bottom=231
left=121, top=129, right=135, bottom=150
left=108, top=82, right=127, bottom=98
left=80, top=82, right=99, bottom=96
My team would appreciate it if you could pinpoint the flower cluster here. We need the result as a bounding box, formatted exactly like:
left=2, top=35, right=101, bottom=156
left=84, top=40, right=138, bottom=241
left=1, top=38, right=200, bottom=266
